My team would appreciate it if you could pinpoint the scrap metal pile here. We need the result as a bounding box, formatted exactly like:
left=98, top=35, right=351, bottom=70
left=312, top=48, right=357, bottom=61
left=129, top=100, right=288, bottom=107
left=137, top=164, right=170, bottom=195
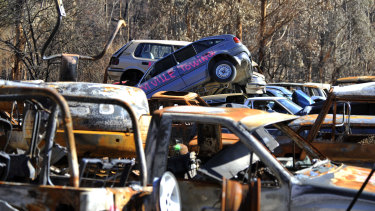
left=1, top=80, right=375, bottom=211
left=1, top=0, right=375, bottom=210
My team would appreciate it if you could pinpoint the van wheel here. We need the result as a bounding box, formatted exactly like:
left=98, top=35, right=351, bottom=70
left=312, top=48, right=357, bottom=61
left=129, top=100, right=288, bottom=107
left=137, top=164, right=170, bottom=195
left=210, top=60, right=236, bottom=83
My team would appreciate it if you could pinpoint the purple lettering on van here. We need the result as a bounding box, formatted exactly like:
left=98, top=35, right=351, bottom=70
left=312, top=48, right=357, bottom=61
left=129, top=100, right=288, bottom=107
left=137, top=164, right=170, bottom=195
left=160, top=73, right=170, bottom=83
left=140, top=82, right=151, bottom=91
left=201, top=55, right=208, bottom=62
left=207, top=51, right=215, bottom=57
left=191, top=60, right=200, bottom=67
left=142, top=51, right=218, bottom=91
left=179, top=64, right=186, bottom=72
left=150, top=79, right=158, bottom=86
left=167, top=69, right=176, bottom=78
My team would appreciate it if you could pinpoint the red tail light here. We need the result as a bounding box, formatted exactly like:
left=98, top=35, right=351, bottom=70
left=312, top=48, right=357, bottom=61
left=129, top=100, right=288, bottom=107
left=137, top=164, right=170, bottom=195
left=110, top=57, right=119, bottom=65
left=233, top=37, right=241, bottom=43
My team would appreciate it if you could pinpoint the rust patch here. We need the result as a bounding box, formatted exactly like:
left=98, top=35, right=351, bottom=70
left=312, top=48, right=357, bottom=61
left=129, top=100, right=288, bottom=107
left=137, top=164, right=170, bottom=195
left=103, top=86, right=121, bottom=92
left=332, top=166, right=375, bottom=193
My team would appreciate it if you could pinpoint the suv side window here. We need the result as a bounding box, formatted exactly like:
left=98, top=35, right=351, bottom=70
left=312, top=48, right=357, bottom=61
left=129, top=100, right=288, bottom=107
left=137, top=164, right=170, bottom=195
left=150, top=55, right=177, bottom=78
left=193, top=39, right=224, bottom=54
left=173, top=45, right=185, bottom=51
left=174, top=45, right=196, bottom=63
left=134, top=43, right=173, bottom=59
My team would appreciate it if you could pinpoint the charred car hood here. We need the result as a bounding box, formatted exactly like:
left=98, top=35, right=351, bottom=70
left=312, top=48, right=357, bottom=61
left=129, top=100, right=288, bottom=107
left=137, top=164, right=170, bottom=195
left=295, top=161, right=375, bottom=194
left=0, top=80, right=149, bottom=131
left=45, top=82, right=149, bottom=131
left=45, top=82, right=149, bottom=118
left=162, top=106, right=298, bottom=131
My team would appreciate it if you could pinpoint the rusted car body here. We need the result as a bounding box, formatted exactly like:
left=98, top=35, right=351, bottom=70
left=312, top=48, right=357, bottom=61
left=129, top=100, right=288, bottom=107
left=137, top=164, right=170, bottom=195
left=1, top=81, right=150, bottom=158
left=334, top=76, right=375, bottom=85
left=144, top=106, right=375, bottom=210
left=289, top=82, right=375, bottom=164
left=148, top=91, right=208, bottom=113
left=46, top=82, right=150, bottom=157
left=0, top=80, right=152, bottom=210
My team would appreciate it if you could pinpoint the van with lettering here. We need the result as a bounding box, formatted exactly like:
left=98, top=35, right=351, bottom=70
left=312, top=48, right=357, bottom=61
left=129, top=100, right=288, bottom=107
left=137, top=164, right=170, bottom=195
left=136, top=34, right=253, bottom=98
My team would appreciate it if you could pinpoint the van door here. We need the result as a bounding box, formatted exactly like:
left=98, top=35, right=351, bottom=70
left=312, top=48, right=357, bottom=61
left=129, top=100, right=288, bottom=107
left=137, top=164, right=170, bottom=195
left=138, top=55, right=185, bottom=98
left=175, top=45, right=215, bottom=89
left=176, top=40, right=222, bottom=89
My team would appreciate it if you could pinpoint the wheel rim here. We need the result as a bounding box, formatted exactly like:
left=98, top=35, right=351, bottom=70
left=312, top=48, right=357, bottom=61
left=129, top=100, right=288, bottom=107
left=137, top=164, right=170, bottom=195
left=159, top=172, right=181, bottom=211
left=215, top=64, right=232, bottom=79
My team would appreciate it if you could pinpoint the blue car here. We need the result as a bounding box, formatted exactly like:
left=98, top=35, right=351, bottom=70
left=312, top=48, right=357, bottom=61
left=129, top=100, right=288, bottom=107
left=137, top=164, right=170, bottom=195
left=266, top=85, right=293, bottom=100
left=292, top=89, right=315, bottom=108
left=136, top=35, right=252, bottom=98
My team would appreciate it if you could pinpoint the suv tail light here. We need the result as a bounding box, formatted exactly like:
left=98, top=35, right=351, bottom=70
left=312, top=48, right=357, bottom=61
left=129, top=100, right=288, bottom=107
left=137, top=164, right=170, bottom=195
left=110, top=57, right=119, bottom=65
left=233, top=37, right=241, bottom=43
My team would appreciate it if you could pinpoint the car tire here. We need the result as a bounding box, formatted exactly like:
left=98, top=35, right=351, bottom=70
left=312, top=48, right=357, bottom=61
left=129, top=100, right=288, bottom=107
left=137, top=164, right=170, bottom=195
left=210, top=60, right=236, bottom=83
left=155, top=171, right=181, bottom=211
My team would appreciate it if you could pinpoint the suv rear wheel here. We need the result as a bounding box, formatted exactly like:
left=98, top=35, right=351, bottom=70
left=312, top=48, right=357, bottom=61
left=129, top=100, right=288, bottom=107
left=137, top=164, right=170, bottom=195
left=210, top=60, right=236, bottom=83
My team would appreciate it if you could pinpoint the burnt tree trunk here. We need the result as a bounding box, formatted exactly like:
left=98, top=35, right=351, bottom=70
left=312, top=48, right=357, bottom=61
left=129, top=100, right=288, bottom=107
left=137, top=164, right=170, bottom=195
left=258, top=0, right=267, bottom=69
left=12, top=0, right=25, bottom=80
left=236, top=0, right=242, bottom=40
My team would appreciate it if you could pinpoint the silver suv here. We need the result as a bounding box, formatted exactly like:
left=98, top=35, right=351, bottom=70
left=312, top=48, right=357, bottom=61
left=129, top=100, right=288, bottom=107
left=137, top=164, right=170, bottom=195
left=107, top=40, right=190, bottom=85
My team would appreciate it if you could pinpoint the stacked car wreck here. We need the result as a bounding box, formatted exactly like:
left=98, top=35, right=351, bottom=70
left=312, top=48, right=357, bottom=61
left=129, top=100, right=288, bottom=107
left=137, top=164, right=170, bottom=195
left=0, top=80, right=153, bottom=210
left=2, top=79, right=375, bottom=210
left=1, top=0, right=375, bottom=209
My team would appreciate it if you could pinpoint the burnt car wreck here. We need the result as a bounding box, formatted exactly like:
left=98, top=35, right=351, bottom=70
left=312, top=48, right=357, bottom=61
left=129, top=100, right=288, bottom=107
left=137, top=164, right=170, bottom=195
left=144, top=106, right=375, bottom=211
left=0, top=80, right=157, bottom=210
left=1, top=80, right=375, bottom=210
left=288, top=82, right=375, bottom=165
left=1, top=0, right=375, bottom=209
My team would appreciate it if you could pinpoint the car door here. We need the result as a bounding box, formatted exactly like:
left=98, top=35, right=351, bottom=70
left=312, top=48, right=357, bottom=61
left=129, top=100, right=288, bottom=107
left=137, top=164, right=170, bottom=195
left=137, top=55, right=185, bottom=98
left=176, top=40, right=220, bottom=89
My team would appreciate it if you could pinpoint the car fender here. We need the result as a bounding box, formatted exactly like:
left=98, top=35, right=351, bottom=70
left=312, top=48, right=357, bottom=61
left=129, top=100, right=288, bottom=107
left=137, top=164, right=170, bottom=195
left=207, top=53, right=239, bottom=71
left=233, top=52, right=250, bottom=66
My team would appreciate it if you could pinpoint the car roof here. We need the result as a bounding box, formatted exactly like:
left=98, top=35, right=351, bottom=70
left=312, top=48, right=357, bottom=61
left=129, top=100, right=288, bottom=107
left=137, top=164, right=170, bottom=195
left=269, top=82, right=305, bottom=86
left=194, top=34, right=235, bottom=41
left=158, top=106, right=298, bottom=132
left=130, top=39, right=191, bottom=46
left=247, top=96, right=286, bottom=101
left=271, top=82, right=325, bottom=89
left=332, top=82, right=375, bottom=97
left=304, top=82, right=331, bottom=90
left=45, top=82, right=150, bottom=118
left=335, top=76, right=375, bottom=84
left=201, top=93, right=247, bottom=100
left=266, top=86, right=292, bottom=92
left=290, top=114, right=375, bottom=127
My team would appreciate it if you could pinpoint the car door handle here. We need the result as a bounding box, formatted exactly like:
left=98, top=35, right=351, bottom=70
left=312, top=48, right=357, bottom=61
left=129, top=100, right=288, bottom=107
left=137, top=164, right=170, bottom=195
left=142, top=62, right=149, bottom=65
